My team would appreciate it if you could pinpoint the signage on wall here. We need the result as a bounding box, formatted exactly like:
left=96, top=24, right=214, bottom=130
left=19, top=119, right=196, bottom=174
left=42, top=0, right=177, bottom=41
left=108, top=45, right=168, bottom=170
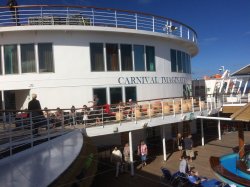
left=118, top=76, right=191, bottom=85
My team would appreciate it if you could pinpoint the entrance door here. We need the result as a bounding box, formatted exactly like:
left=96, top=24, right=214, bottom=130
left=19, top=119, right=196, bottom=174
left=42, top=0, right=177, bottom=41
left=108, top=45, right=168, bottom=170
left=4, top=91, right=16, bottom=110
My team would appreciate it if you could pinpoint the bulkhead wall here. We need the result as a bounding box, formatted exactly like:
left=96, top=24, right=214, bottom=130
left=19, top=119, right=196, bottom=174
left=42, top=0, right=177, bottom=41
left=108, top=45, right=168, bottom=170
left=0, top=27, right=195, bottom=109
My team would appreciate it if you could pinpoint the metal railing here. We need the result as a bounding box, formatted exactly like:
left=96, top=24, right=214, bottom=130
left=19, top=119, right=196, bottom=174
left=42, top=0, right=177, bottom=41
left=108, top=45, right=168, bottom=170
left=0, top=5, right=198, bottom=43
left=0, top=95, right=224, bottom=159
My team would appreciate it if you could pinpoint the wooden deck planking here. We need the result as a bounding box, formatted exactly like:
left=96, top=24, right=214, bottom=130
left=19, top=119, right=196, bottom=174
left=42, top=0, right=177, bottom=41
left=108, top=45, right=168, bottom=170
left=90, top=131, right=250, bottom=187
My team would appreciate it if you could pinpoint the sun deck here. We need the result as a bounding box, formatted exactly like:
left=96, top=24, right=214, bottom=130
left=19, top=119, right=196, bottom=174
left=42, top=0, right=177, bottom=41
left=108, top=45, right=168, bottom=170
left=0, top=5, right=197, bottom=46
left=90, top=131, right=250, bottom=187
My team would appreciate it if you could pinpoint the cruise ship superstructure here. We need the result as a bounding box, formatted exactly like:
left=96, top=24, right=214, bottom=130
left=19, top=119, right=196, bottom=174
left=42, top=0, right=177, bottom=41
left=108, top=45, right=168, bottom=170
left=0, top=4, right=232, bottom=187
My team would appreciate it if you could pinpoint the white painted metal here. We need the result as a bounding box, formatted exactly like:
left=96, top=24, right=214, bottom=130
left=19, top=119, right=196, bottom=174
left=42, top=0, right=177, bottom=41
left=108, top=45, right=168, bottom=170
left=129, top=131, right=134, bottom=176
left=201, top=119, right=204, bottom=146
left=0, top=131, right=83, bottom=187
left=218, top=120, right=221, bottom=140
left=162, top=125, right=167, bottom=161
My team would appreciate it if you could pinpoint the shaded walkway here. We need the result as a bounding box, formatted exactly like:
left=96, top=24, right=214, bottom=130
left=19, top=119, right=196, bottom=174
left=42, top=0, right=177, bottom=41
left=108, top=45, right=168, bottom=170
left=90, top=131, right=250, bottom=187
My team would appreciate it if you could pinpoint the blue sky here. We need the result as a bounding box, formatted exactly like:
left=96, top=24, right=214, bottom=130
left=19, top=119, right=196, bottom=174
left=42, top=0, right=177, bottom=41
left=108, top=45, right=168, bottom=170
left=7, top=0, right=250, bottom=79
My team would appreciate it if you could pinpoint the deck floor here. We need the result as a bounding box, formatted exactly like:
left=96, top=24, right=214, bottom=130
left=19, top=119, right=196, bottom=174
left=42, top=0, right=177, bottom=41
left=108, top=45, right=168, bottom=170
left=90, top=131, right=250, bottom=187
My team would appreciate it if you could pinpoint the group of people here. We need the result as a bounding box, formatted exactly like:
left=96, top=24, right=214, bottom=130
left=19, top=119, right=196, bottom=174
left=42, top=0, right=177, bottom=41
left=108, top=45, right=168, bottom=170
left=110, top=143, right=131, bottom=178
left=176, top=133, right=220, bottom=186
left=110, top=140, right=148, bottom=178
left=176, top=133, right=194, bottom=162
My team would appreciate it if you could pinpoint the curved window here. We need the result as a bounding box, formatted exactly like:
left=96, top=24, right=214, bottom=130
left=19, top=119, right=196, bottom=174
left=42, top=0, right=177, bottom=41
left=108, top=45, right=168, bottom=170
left=110, top=87, right=122, bottom=104
left=21, top=44, right=36, bottom=73
left=106, top=43, right=119, bottom=71
left=121, top=44, right=133, bottom=71
left=38, top=43, right=54, bottom=73
left=171, top=49, right=191, bottom=74
left=90, top=43, right=104, bottom=71
left=146, top=46, right=155, bottom=71
left=134, top=45, right=145, bottom=71
left=4, top=45, right=18, bottom=74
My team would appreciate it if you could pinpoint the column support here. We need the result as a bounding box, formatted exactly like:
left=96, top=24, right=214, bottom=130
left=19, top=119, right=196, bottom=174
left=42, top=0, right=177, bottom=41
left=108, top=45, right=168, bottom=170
left=218, top=120, right=221, bottom=140
left=162, top=125, right=167, bottom=161
left=129, top=131, right=134, bottom=176
left=201, top=119, right=204, bottom=146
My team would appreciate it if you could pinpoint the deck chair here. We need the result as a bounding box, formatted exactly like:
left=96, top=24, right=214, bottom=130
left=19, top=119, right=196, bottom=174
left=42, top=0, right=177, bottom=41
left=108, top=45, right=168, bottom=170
left=171, top=171, right=201, bottom=187
left=160, top=167, right=172, bottom=182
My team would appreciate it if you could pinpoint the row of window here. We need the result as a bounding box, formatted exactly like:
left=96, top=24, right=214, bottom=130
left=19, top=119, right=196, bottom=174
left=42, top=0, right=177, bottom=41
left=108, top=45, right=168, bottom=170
left=90, top=43, right=155, bottom=72
left=0, top=43, right=54, bottom=75
left=0, top=43, right=191, bottom=75
left=93, top=86, right=137, bottom=105
left=171, top=49, right=191, bottom=74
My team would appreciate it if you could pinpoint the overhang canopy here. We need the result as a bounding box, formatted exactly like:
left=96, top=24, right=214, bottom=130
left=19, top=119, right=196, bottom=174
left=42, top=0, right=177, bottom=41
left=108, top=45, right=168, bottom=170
left=230, top=103, right=250, bottom=122
left=231, top=64, right=250, bottom=76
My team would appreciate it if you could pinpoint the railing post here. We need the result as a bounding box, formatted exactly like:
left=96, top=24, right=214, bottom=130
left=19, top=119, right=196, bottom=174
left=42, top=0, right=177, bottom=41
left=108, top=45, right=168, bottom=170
left=173, top=99, right=176, bottom=116
left=180, top=25, right=182, bottom=38
left=181, top=98, right=183, bottom=115
left=206, top=97, right=209, bottom=111
left=148, top=101, right=151, bottom=121
left=29, top=112, right=33, bottom=147
left=152, top=16, right=155, bottom=32
left=161, top=99, right=164, bottom=119
left=47, top=117, right=50, bottom=140
left=40, top=7, right=43, bottom=17
left=102, top=107, right=104, bottom=127
left=199, top=97, right=201, bottom=112
left=187, top=29, right=190, bottom=40
left=8, top=113, right=12, bottom=156
left=92, top=8, right=95, bottom=26
left=66, top=7, right=69, bottom=25
left=135, top=13, right=137, bottom=30
left=119, top=105, right=121, bottom=126
left=191, top=97, right=194, bottom=113
left=115, top=10, right=117, bottom=27
left=61, top=115, right=64, bottom=134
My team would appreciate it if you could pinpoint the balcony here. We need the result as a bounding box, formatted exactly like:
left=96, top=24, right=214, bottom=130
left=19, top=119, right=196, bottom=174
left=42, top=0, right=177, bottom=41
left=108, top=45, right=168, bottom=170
left=0, top=5, right=197, bottom=44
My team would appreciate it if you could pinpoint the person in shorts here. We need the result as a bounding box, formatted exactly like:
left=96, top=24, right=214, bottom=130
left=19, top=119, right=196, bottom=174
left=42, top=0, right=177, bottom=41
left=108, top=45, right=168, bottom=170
left=184, top=134, right=194, bottom=162
left=177, top=133, right=184, bottom=160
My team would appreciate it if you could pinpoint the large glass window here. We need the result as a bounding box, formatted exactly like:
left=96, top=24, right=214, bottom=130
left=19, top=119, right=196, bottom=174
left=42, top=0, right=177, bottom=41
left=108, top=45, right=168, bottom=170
left=90, top=43, right=104, bottom=71
left=93, top=88, right=107, bottom=106
left=171, top=49, right=177, bottom=72
left=110, top=87, right=122, bottom=104
left=187, top=55, right=191, bottom=74
left=4, top=45, right=18, bottom=74
left=21, top=44, right=36, bottom=73
left=125, top=87, right=137, bottom=102
left=134, top=45, right=145, bottom=71
left=38, top=43, right=54, bottom=73
left=171, top=49, right=191, bottom=74
left=177, top=51, right=182, bottom=73
left=121, top=44, right=133, bottom=71
left=146, top=46, right=155, bottom=71
left=106, top=43, right=119, bottom=71
left=182, top=52, right=186, bottom=74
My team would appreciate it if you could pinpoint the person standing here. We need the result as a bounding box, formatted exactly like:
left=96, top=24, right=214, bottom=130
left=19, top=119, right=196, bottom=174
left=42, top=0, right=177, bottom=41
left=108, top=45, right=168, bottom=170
left=177, top=133, right=184, bottom=160
left=28, top=93, right=43, bottom=136
left=139, top=140, right=148, bottom=167
left=7, top=0, right=20, bottom=25
left=123, top=143, right=130, bottom=172
left=111, top=147, right=123, bottom=177
left=184, top=134, right=194, bottom=162
left=69, top=105, right=76, bottom=127
left=179, top=156, right=189, bottom=174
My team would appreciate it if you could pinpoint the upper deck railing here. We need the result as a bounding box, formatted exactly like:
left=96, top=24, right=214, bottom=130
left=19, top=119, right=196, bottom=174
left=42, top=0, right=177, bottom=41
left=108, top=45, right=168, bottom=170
left=0, top=94, right=249, bottom=159
left=0, top=5, right=198, bottom=43
left=0, top=95, right=221, bottom=159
